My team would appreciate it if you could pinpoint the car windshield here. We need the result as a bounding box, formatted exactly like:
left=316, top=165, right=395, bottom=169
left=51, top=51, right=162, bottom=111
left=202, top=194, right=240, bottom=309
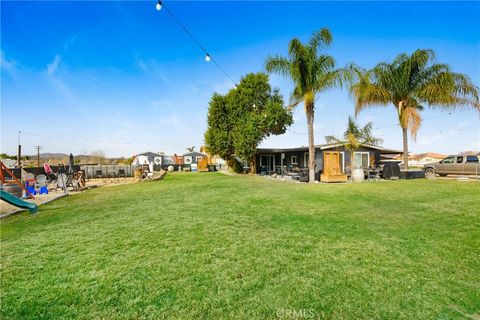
left=441, top=157, right=455, bottom=164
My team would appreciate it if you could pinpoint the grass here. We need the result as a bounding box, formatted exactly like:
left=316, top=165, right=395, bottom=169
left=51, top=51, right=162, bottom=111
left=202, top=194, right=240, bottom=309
left=1, top=173, right=479, bottom=319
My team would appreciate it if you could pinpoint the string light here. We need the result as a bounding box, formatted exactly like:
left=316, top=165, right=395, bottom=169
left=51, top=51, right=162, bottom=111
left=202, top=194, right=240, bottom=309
left=154, top=1, right=237, bottom=88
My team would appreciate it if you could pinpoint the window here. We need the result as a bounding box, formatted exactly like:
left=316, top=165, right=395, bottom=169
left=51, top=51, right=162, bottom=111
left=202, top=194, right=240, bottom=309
left=456, top=156, right=464, bottom=163
left=354, top=152, right=370, bottom=168
left=304, top=152, right=309, bottom=167
left=466, top=156, right=479, bottom=163
left=339, top=152, right=345, bottom=173
left=291, top=156, right=298, bottom=165
left=440, top=156, right=454, bottom=164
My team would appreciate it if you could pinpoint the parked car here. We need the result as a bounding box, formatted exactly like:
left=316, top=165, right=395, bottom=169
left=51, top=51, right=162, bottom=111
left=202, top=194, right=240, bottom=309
left=423, top=154, right=480, bottom=177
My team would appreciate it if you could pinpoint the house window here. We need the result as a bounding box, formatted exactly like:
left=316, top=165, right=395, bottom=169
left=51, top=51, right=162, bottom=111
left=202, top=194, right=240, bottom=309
left=304, top=152, right=309, bottom=167
left=260, top=155, right=275, bottom=172
left=339, top=152, right=345, bottom=173
left=354, top=152, right=370, bottom=168
left=291, top=156, right=298, bottom=165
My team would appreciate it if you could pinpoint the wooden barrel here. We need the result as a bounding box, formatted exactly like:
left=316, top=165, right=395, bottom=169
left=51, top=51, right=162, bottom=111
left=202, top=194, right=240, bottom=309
left=351, top=168, right=365, bottom=182
left=133, top=168, right=143, bottom=180
left=1, top=183, right=23, bottom=198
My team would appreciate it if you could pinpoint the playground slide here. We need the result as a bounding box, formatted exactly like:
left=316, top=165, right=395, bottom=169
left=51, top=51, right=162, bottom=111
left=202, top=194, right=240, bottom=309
left=0, top=190, right=38, bottom=214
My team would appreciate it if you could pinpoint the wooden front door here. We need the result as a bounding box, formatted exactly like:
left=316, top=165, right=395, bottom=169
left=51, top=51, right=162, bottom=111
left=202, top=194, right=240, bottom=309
left=323, top=151, right=342, bottom=175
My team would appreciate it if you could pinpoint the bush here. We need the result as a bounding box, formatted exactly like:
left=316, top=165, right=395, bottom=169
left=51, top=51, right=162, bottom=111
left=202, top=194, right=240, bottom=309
left=227, top=159, right=243, bottom=174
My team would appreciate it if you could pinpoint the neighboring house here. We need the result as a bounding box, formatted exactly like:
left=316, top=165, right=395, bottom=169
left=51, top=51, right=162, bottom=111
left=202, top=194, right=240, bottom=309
left=199, top=146, right=225, bottom=167
left=131, top=152, right=163, bottom=172
left=256, top=142, right=401, bottom=181
left=392, top=152, right=447, bottom=166
left=0, top=159, right=17, bottom=168
left=183, top=152, right=207, bottom=165
left=409, top=153, right=447, bottom=166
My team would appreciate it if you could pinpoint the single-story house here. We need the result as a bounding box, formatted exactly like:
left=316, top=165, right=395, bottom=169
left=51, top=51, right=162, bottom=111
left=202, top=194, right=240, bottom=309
left=256, top=142, right=401, bottom=181
left=183, top=152, right=207, bottom=165
left=131, top=152, right=163, bottom=172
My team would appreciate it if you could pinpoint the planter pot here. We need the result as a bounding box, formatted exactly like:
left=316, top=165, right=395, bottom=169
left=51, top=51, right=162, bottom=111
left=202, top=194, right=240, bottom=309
left=351, top=168, right=365, bottom=182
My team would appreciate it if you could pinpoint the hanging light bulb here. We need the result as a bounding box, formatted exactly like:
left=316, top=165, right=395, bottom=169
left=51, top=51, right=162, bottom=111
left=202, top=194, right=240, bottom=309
left=155, top=0, right=162, bottom=11
left=205, top=54, right=211, bottom=62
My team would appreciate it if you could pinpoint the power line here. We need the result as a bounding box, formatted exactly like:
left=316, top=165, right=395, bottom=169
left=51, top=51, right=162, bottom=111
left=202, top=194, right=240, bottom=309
left=155, top=0, right=237, bottom=88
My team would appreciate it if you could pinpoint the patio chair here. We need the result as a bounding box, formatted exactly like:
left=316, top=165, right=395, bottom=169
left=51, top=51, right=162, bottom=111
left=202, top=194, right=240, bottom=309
left=56, top=173, right=69, bottom=193
left=35, top=174, right=48, bottom=194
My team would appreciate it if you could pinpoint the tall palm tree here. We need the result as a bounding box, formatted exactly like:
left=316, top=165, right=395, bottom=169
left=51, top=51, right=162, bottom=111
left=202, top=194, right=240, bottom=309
left=350, top=49, right=479, bottom=169
left=325, top=116, right=383, bottom=169
left=265, top=28, right=350, bottom=182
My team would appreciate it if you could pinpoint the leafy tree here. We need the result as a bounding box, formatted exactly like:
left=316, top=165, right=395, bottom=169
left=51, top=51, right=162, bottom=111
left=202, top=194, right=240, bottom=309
left=204, top=73, right=293, bottom=173
left=325, top=116, right=383, bottom=168
left=204, top=93, right=235, bottom=163
left=349, top=49, right=479, bottom=169
left=266, top=28, right=351, bottom=183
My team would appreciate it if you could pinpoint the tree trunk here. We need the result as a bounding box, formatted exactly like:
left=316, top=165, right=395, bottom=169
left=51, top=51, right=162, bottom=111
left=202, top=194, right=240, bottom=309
left=402, top=126, right=409, bottom=170
left=250, top=155, right=257, bottom=174
left=306, top=102, right=315, bottom=183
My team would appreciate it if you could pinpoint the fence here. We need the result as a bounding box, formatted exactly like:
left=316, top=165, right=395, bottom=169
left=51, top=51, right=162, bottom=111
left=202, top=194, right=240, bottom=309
left=80, top=165, right=134, bottom=179
left=2, top=165, right=81, bottom=180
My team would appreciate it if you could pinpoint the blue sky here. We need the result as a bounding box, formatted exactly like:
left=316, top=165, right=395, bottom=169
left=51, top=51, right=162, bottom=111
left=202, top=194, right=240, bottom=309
left=1, top=1, right=479, bottom=157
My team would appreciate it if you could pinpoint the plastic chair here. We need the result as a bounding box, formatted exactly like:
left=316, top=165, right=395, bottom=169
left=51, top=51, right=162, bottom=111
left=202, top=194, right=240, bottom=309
left=35, top=174, right=48, bottom=194
left=24, top=173, right=36, bottom=191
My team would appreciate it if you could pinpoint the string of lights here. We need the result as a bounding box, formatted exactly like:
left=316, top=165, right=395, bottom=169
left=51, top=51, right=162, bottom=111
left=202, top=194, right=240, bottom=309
left=18, top=131, right=193, bottom=147
left=155, top=0, right=237, bottom=88
left=288, top=112, right=456, bottom=136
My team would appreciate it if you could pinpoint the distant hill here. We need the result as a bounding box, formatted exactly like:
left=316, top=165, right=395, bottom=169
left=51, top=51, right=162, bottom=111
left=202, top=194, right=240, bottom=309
left=26, top=153, right=69, bottom=159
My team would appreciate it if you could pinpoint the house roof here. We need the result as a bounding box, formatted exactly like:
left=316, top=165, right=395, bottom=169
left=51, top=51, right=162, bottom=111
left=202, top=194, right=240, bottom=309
left=257, top=142, right=402, bottom=154
left=183, top=151, right=207, bottom=157
left=393, top=152, right=448, bottom=160
left=459, top=151, right=480, bottom=156
left=411, top=152, right=447, bottom=160
left=137, top=152, right=162, bottom=158
left=0, top=159, right=17, bottom=168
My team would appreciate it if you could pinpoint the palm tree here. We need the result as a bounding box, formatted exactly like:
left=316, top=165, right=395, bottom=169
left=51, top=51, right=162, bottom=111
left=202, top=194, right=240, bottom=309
left=325, top=116, right=383, bottom=169
left=186, top=146, right=195, bottom=153
left=265, top=28, right=350, bottom=183
left=350, top=49, right=479, bottom=169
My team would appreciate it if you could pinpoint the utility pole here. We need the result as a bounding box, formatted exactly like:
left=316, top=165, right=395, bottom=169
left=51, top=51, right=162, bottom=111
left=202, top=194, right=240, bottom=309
left=17, top=131, right=22, bottom=168
left=35, top=146, right=43, bottom=168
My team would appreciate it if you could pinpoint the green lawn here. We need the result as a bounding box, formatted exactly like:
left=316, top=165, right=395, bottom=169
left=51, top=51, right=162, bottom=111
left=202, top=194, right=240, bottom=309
left=1, top=173, right=479, bottom=319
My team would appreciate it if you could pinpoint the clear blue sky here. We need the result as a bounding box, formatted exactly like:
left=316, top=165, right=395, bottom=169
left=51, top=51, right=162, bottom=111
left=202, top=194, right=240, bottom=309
left=1, top=1, right=479, bottom=157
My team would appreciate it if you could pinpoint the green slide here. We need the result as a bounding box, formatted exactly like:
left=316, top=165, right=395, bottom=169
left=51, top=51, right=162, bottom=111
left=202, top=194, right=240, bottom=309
left=0, top=190, right=38, bottom=214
